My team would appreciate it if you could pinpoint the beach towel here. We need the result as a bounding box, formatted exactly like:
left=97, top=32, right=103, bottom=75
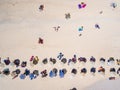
left=4, top=59, right=10, bottom=65
left=24, top=69, right=30, bottom=76
left=3, top=68, right=10, bottom=75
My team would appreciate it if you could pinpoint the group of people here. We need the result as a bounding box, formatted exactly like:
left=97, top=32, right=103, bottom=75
left=0, top=54, right=120, bottom=80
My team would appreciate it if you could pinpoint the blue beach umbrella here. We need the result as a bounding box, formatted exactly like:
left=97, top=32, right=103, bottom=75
left=20, top=74, right=26, bottom=79
left=59, top=70, right=64, bottom=78
left=49, top=71, right=54, bottom=78
left=29, top=73, right=35, bottom=80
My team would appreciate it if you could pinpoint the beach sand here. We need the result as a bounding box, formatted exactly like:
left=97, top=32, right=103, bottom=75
left=0, top=0, right=120, bottom=90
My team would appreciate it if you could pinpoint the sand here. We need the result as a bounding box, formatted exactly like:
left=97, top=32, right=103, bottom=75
left=0, top=0, right=120, bottom=90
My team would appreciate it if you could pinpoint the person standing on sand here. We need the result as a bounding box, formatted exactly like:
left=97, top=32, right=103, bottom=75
left=53, top=26, right=60, bottom=32
left=65, top=13, right=71, bottom=19
left=95, top=24, right=100, bottom=29
left=39, top=5, right=44, bottom=11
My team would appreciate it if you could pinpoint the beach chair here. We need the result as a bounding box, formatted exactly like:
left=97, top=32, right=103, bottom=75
left=3, top=68, right=10, bottom=76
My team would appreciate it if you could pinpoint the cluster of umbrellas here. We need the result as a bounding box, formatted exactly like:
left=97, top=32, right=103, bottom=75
left=0, top=55, right=120, bottom=67
left=0, top=55, right=120, bottom=80
left=1, top=66, right=120, bottom=80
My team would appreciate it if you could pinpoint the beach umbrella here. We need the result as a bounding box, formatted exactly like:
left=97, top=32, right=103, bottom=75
left=3, top=68, right=10, bottom=75
left=20, top=74, right=26, bottom=79
left=117, top=68, right=120, bottom=76
left=116, top=59, right=120, bottom=65
left=14, top=59, right=20, bottom=67
left=33, top=70, right=39, bottom=76
left=98, top=66, right=105, bottom=73
left=29, top=73, right=35, bottom=80
left=42, top=58, right=48, bottom=64
left=110, top=68, right=116, bottom=72
left=81, top=68, right=87, bottom=74
left=50, top=58, right=56, bottom=64
left=90, top=56, right=96, bottom=62
left=61, top=58, right=67, bottom=64
left=62, top=68, right=67, bottom=74
left=59, top=70, right=64, bottom=78
left=15, top=69, right=21, bottom=74
left=53, top=68, right=58, bottom=74
left=49, top=71, right=54, bottom=78
left=90, top=67, right=96, bottom=73
left=71, top=68, right=77, bottom=74
left=100, top=57, right=105, bottom=62
left=52, top=68, right=58, bottom=77
left=24, top=69, right=30, bottom=76
left=21, top=61, right=27, bottom=67
left=78, top=57, right=87, bottom=63
left=4, top=59, right=10, bottom=65
left=33, top=59, right=38, bottom=65
left=108, top=57, right=115, bottom=62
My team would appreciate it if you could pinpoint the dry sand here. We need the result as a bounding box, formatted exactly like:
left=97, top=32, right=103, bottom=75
left=0, top=0, right=120, bottom=90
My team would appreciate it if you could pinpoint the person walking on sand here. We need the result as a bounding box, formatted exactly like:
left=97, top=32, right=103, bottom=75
left=38, top=37, right=43, bottom=44
left=95, top=24, right=100, bottom=29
